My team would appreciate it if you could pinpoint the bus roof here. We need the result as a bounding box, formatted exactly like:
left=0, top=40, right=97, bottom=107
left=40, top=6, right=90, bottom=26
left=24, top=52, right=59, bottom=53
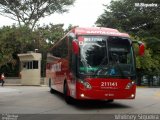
left=49, top=27, right=130, bottom=51
left=71, top=27, right=130, bottom=38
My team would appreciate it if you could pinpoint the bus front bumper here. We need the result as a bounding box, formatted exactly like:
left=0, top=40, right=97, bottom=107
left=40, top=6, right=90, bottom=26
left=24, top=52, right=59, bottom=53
left=76, top=88, right=136, bottom=100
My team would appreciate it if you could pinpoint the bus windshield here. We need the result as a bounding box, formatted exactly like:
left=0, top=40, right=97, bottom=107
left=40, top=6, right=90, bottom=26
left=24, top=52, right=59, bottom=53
left=78, top=36, right=135, bottom=78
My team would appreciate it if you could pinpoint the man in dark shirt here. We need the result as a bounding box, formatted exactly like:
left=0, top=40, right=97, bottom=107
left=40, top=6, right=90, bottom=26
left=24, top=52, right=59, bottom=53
left=0, top=73, right=5, bottom=86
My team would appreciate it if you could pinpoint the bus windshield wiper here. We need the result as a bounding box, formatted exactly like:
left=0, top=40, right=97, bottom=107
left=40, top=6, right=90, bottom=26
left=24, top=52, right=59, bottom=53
left=93, top=56, right=108, bottom=76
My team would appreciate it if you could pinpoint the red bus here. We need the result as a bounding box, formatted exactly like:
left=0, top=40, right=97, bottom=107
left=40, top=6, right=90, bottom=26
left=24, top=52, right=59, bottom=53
left=46, top=27, right=144, bottom=104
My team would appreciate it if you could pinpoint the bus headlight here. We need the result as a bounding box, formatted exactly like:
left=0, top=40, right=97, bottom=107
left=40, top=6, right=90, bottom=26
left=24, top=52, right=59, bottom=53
left=78, top=79, right=92, bottom=89
left=83, top=82, right=92, bottom=89
left=125, top=81, right=135, bottom=89
left=131, top=94, right=135, bottom=98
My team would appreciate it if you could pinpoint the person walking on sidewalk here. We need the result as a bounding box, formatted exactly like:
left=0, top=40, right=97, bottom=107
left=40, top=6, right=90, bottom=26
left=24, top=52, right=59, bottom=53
left=0, top=73, right=5, bottom=86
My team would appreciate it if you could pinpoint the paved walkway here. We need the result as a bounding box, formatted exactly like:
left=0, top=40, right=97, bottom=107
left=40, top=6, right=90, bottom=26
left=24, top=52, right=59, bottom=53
left=0, top=87, right=20, bottom=93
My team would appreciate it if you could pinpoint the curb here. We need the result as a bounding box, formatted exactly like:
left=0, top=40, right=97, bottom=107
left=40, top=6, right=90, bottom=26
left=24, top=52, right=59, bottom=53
left=136, top=86, right=148, bottom=88
left=3, top=84, right=48, bottom=87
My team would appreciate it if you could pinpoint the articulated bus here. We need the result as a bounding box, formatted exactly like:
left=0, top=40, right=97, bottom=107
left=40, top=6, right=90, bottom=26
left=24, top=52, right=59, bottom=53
left=46, top=27, right=144, bottom=104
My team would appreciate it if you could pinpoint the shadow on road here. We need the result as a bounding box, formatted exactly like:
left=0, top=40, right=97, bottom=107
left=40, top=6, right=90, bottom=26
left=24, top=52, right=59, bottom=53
left=73, top=100, right=131, bottom=110
left=49, top=90, right=131, bottom=110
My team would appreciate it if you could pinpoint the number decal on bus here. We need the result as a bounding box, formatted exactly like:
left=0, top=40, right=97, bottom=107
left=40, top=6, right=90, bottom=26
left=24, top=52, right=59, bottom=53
left=101, top=82, right=118, bottom=87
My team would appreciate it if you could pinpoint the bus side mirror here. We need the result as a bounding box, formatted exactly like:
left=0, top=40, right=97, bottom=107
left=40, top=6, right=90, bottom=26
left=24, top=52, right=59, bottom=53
left=72, top=40, right=79, bottom=55
left=133, top=40, right=145, bottom=56
left=139, top=43, right=145, bottom=56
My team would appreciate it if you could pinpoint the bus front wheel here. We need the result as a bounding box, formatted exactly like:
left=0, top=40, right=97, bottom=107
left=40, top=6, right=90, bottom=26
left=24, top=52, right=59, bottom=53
left=107, top=99, right=114, bottom=103
left=64, top=82, right=72, bottom=104
left=50, top=88, right=55, bottom=94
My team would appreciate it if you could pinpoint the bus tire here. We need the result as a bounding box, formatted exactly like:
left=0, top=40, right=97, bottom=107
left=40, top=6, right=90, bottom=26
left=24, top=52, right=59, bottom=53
left=50, top=88, right=56, bottom=94
left=49, top=79, right=55, bottom=94
left=64, top=82, right=72, bottom=104
left=107, top=99, right=114, bottom=103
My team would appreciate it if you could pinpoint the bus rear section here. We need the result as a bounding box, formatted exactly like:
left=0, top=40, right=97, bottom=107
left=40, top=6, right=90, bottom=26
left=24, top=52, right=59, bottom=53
left=46, top=27, right=144, bottom=103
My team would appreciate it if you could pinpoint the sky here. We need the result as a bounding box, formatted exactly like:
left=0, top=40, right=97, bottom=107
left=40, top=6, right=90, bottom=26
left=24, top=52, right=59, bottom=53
left=0, top=0, right=111, bottom=29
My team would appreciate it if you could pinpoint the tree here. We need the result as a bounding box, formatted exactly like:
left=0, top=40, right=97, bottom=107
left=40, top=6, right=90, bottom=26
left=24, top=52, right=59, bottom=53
left=96, top=0, right=160, bottom=84
left=0, top=0, right=75, bottom=29
left=34, top=23, right=65, bottom=49
left=65, top=24, right=79, bottom=33
left=33, top=24, right=65, bottom=77
left=96, top=0, right=160, bottom=38
left=96, top=0, right=160, bottom=56
left=0, top=24, right=65, bottom=76
left=0, top=25, right=33, bottom=67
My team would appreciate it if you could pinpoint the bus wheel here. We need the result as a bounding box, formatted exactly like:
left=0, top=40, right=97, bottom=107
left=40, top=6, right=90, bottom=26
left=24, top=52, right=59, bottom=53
left=50, top=88, right=55, bottom=94
left=107, top=99, right=114, bottom=103
left=49, top=79, right=55, bottom=94
left=64, top=82, right=72, bottom=104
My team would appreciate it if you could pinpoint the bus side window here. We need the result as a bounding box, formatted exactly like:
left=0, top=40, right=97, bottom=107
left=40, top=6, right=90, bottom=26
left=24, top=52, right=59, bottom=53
left=52, top=46, right=60, bottom=57
left=52, top=37, right=68, bottom=58
left=68, top=35, right=77, bottom=75
left=59, top=37, right=68, bottom=58
left=62, top=38, right=68, bottom=58
left=69, top=39, right=72, bottom=69
left=71, top=54, right=77, bottom=76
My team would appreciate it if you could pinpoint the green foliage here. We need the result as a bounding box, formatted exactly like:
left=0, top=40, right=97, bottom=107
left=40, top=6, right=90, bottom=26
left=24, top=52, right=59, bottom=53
left=0, top=0, right=75, bottom=29
left=34, top=24, right=65, bottom=50
left=0, top=24, right=65, bottom=76
left=96, top=0, right=160, bottom=37
left=65, top=24, right=79, bottom=33
left=144, top=37, right=160, bottom=53
left=96, top=0, right=160, bottom=76
left=0, top=0, right=75, bottom=76
left=33, top=24, right=65, bottom=77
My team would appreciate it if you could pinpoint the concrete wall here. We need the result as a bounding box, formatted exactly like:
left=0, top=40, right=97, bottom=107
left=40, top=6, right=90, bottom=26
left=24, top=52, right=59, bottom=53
left=5, top=78, right=21, bottom=85
left=21, top=69, right=40, bottom=85
left=5, top=77, right=45, bottom=86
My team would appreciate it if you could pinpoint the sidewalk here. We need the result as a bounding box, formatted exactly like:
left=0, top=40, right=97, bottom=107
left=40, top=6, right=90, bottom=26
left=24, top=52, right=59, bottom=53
left=3, top=77, right=47, bottom=86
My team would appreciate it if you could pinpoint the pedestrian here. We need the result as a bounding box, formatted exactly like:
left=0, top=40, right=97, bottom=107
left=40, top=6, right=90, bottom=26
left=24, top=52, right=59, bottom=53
left=0, top=73, right=5, bottom=86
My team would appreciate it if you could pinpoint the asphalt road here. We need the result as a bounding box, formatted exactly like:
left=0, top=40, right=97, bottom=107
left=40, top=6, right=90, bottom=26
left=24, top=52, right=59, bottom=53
left=0, top=86, right=160, bottom=119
